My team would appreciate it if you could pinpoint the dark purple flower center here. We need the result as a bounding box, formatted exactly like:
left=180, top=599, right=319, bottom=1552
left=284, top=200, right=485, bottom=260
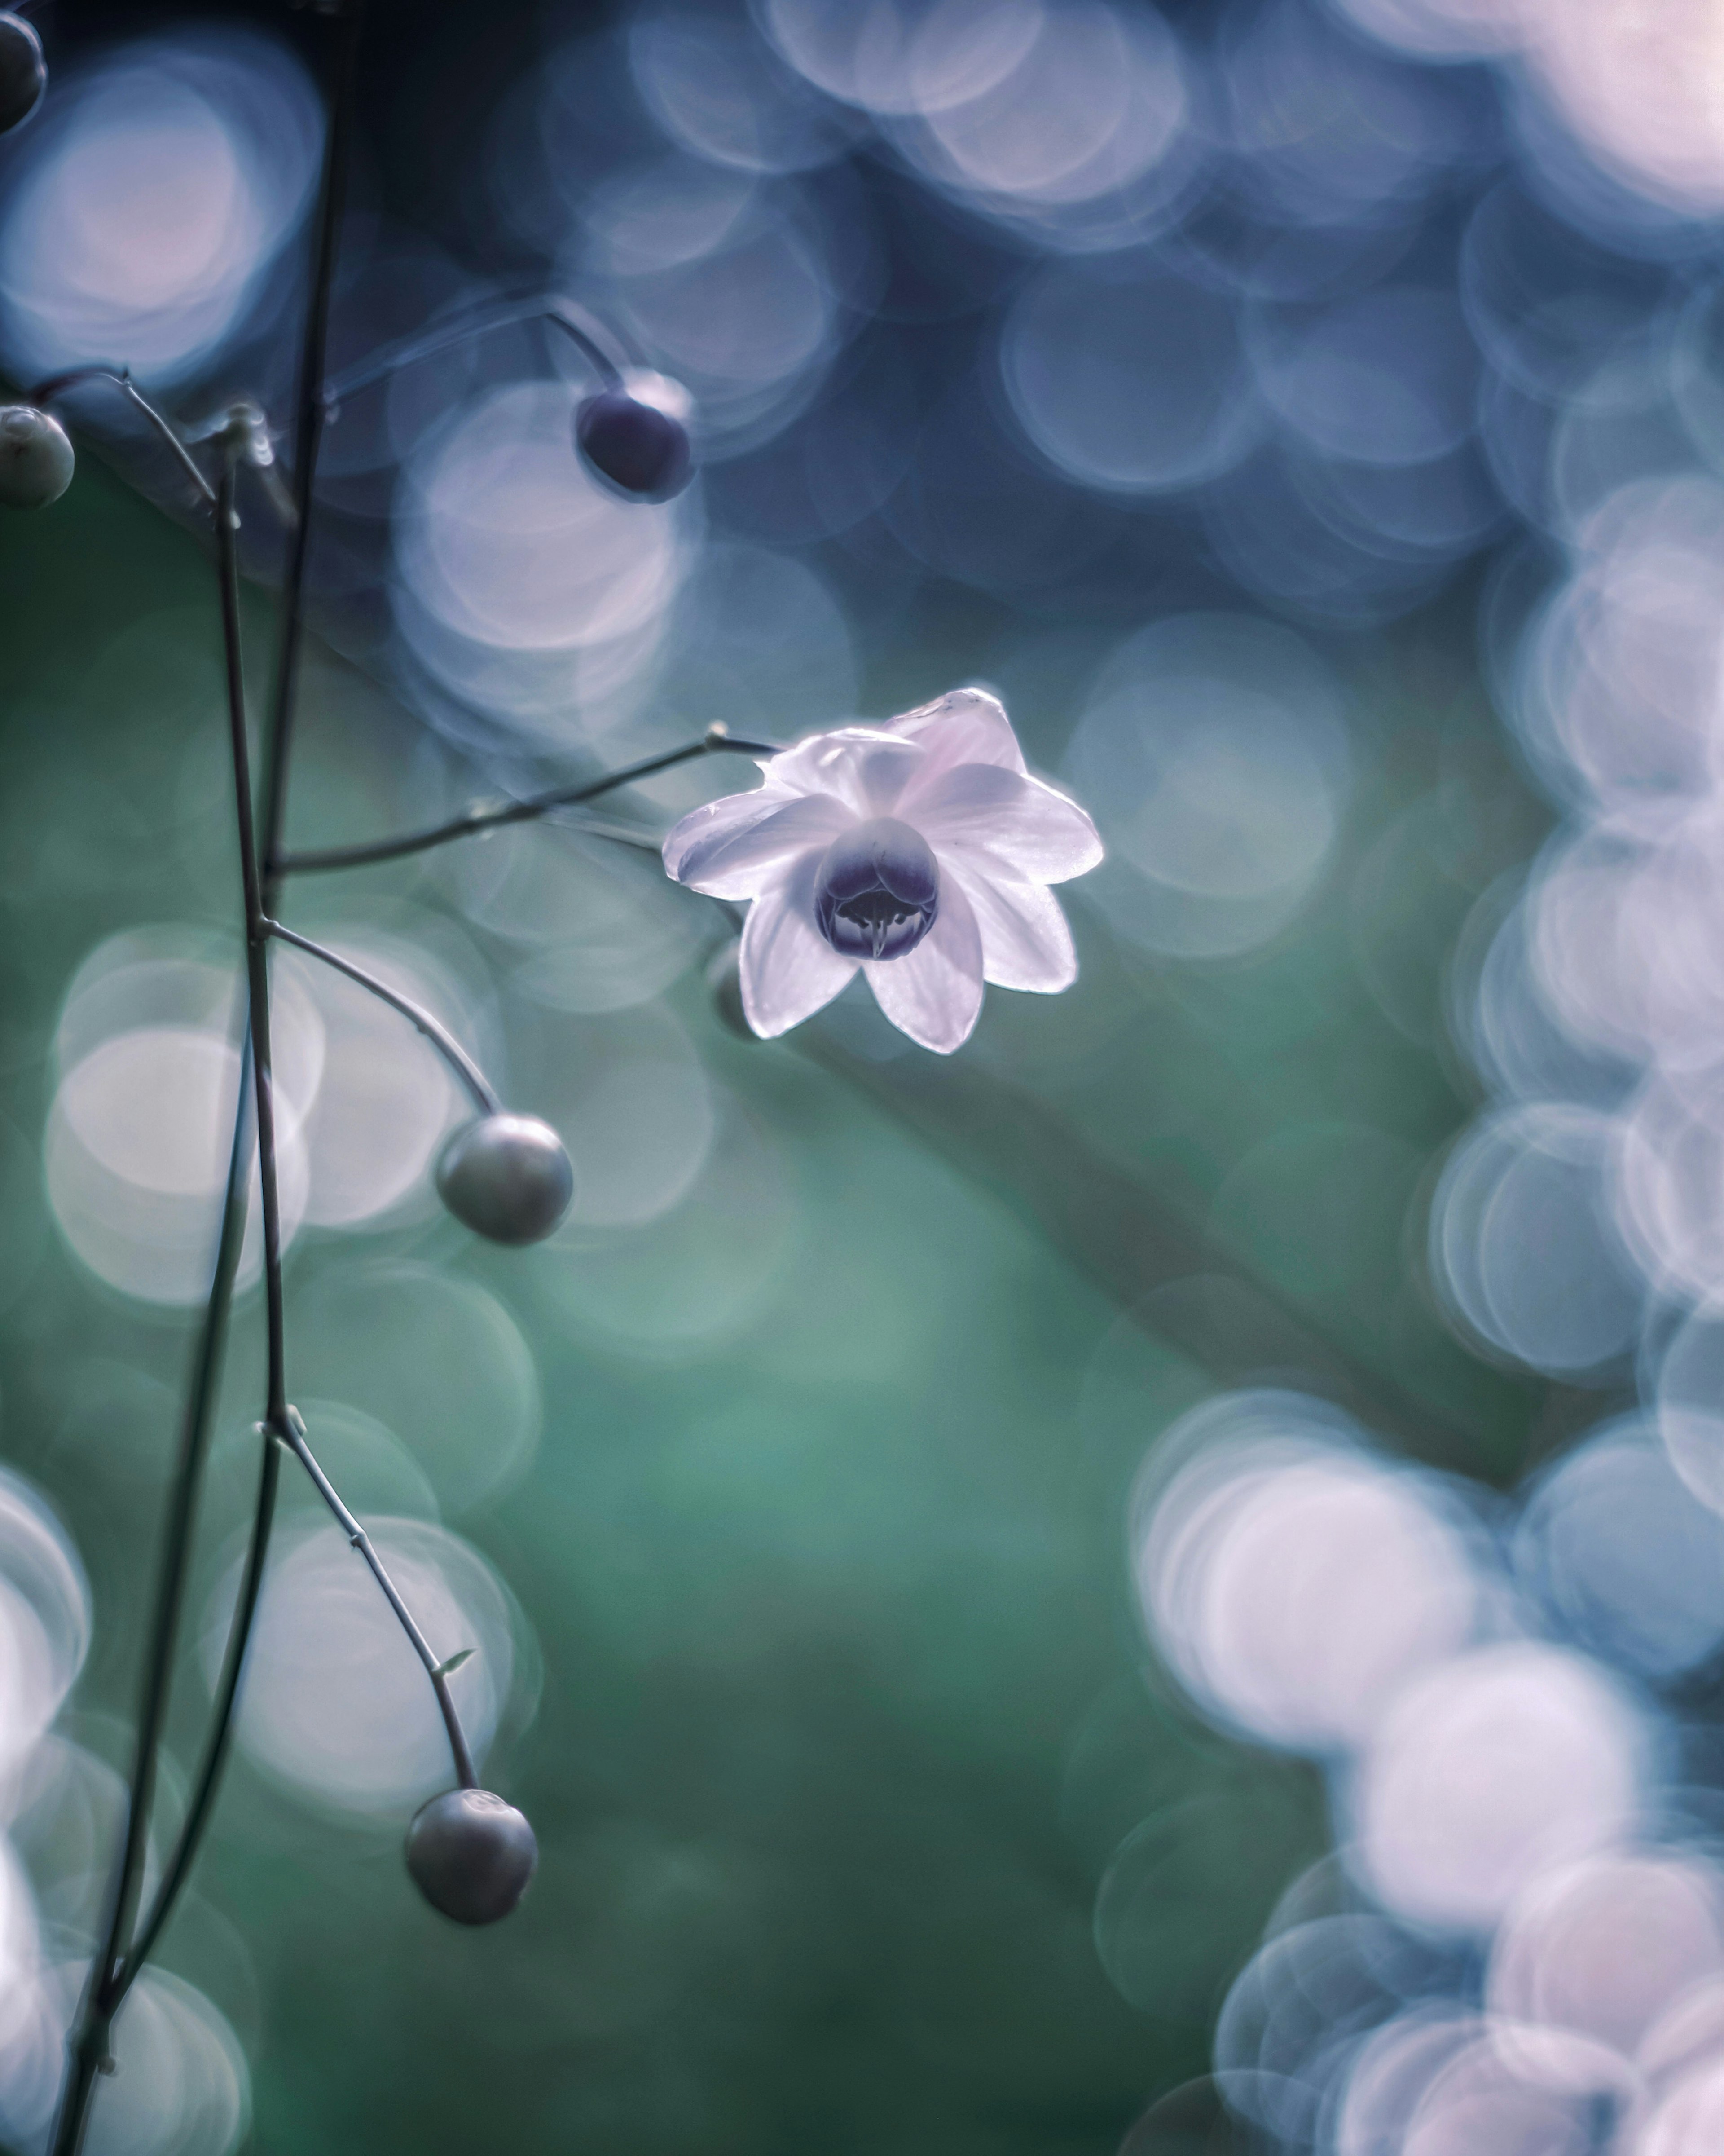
left=814, top=817, right=940, bottom=962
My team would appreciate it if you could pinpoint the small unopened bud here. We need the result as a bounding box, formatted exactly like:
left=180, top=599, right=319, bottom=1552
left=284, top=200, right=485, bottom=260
left=436, top=1114, right=574, bottom=1244
left=405, top=1788, right=537, bottom=1926
left=0, top=407, right=73, bottom=509
left=0, top=13, right=45, bottom=137
left=575, top=370, right=694, bottom=503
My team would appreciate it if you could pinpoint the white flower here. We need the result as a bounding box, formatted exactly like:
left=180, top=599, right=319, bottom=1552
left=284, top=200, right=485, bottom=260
left=662, top=688, right=1102, bottom=1054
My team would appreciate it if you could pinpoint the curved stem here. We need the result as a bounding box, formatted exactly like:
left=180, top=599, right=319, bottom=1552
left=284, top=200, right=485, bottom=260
left=282, top=1412, right=476, bottom=1789
left=27, top=367, right=215, bottom=505
left=110, top=1428, right=281, bottom=2011
left=274, top=726, right=779, bottom=877
left=321, top=292, right=625, bottom=410
left=264, top=917, right=499, bottom=1115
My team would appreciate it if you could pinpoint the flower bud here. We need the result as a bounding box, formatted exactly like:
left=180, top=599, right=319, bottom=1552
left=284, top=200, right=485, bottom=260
left=0, top=13, right=44, bottom=137
left=0, top=406, right=73, bottom=509
left=575, top=371, right=694, bottom=503
left=436, top=1115, right=574, bottom=1244
left=405, top=1788, right=537, bottom=1926
left=814, top=818, right=940, bottom=962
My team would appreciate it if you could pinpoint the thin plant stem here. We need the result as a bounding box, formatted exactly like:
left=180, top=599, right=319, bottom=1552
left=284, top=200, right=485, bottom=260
left=274, top=725, right=779, bottom=877
left=263, top=917, right=500, bottom=1115
left=51, top=14, right=370, bottom=2147
left=217, top=460, right=290, bottom=1432
left=27, top=366, right=215, bottom=504
left=48, top=1026, right=258, bottom=2156
left=321, top=291, right=625, bottom=409
left=283, top=1412, right=476, bottom=1787
left=110, top=1427, right=281, bottom=2011
left=259, top=0, right=366, bottom=910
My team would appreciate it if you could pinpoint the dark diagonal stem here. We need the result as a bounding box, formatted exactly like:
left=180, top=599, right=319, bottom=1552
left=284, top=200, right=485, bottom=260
left=48, top=1023, right=257, bottom=2156
left=275, top=726, right=779, bottom=877
left=111, top=1427, right=281, bottom=2010
left=218, top=463, right=289, bottom=1431
left=263, top=918, right=499, bottom=1114
left=53, top=18, right=367, bottom=2148
left=282, top=1413, right=476, bottom=1788
left=259, top=0, right=365, bottom=906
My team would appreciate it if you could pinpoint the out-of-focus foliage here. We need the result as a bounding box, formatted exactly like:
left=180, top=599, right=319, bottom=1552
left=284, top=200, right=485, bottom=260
left=4, top=0, right=1724, bottom=2150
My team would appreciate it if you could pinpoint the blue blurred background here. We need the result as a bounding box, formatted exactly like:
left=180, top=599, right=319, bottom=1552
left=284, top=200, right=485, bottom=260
left=5, top=0, right=1724, bottom=2150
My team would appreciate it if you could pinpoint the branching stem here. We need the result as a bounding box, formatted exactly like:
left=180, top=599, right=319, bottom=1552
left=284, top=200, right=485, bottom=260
left=264, top=918, right=499, bottom=1115
left=52, top=7, right=733, bottom=2140
left=280, top=1411, right=477, bottom=1789
left=27, top=367, right=215, bottom=504
left=273, top=725, right=778, bottom=877
left=51, top=11, right=367, bottom=2150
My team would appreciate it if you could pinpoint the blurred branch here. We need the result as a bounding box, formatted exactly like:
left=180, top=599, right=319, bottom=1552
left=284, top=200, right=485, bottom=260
left=795, top=1029, right=1494, bottom=1463
left=271, top=725, right=778, bottom=877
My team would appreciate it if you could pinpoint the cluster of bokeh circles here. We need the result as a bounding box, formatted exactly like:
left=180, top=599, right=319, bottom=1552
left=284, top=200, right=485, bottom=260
left=1122, top=1387, right=1724, bottom=2152
left=0, top=1444, right=532, bottom=2152
left=0, top=1466, right=260, bottom=2156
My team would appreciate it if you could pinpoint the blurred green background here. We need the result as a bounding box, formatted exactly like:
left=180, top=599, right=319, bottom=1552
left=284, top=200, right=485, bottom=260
left=0, top=439, right=1564, bottom=2152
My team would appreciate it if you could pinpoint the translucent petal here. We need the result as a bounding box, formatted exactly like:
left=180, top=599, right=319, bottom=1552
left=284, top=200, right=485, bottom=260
left=664, top=781, right=792, bottom=883
left=905, top=762, right=1104, bottom=883
left=863, top=871, right=985, bottom=1054
left=885, top=688, right=1027, bottom=785
left=948, top=863, right=1078, bottom=992
left=759, top=728, right=924, bottom=817
left=738, top=851, right=858, bottom=1038
left=665, top=789, right=853, bottom=899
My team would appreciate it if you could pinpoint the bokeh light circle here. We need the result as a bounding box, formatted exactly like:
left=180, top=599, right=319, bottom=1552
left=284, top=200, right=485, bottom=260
left=0, top=28, right=320, bottom=385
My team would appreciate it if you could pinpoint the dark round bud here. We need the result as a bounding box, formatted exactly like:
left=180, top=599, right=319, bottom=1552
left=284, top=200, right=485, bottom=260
left=814, top=817, right=940, bottom=963
left=0, top=406, right=73, bottom=509
left=0, top=13, right=45, bottom=137
left=405, top=1787, right=537, bottom=1926
left=436, top=1114, right=573, bottom=1244
left=705, top=939, right=753, bottom=1040
left=575, top=373, right=694, bottom=503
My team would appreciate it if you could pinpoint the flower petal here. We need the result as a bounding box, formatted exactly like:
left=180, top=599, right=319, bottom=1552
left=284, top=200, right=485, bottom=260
left=885, top=688, right=1027, bottom=785
left=665, top=782, right=785, bottom=880
left=665, top=789, right=854, bottom=899
left=946, top=862, right=1078, bottom=992
left=760, top=727, right=924, bottom=817
left=862, top=869, right=984, bottom=1054
left=906, top=762, right=1103, bottom=884
left=739, top=850, right=858, bottom=1038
